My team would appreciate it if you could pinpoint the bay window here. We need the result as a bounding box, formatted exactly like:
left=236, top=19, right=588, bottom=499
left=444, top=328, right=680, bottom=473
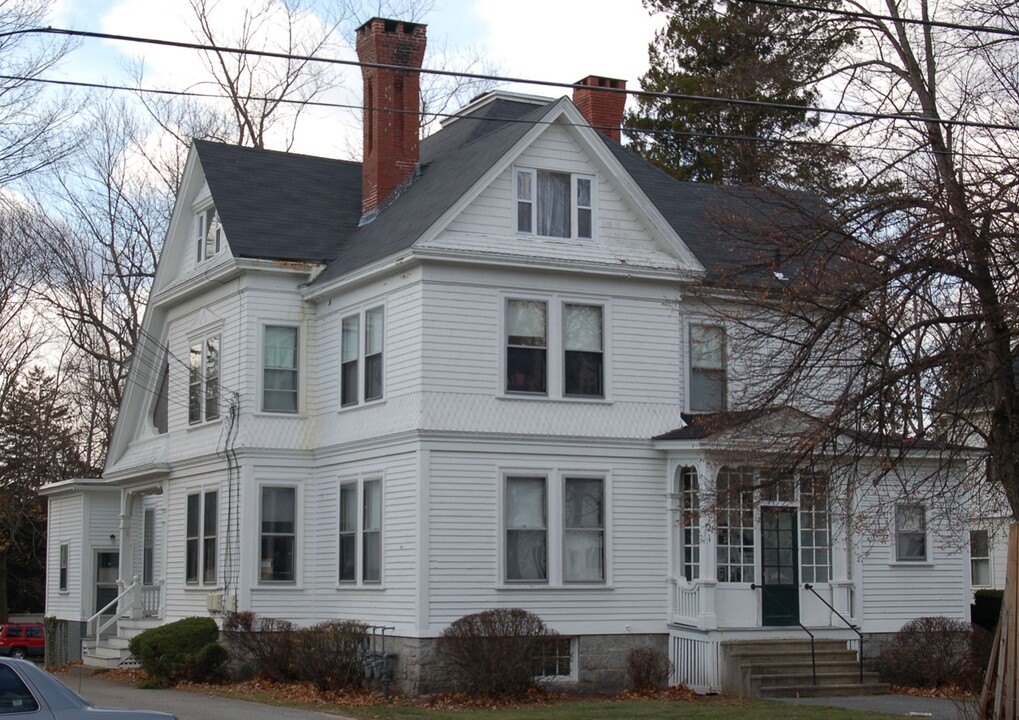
left=515, top=168, right=595, bottom=240
left=341, top=305, right=385, bottom=406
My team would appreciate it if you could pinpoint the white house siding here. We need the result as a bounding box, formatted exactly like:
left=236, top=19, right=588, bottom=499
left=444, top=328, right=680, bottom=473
left=853, top=472, right=970, bottom=633
left=45, top=493, right=85, bottom=621
left=424, top=439, right=669, bottom=637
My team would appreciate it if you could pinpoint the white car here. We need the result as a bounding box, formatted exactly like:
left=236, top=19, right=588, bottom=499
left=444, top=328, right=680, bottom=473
left=0, top=657, right=177, bottom=719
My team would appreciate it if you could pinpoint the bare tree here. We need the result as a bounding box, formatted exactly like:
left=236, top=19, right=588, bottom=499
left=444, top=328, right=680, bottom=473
left=0, top=0, right=77, bottom=184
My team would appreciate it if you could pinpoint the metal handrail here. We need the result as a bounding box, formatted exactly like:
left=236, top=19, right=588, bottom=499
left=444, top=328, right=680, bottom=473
left=804, top=582, right=864, bottom=683
left=86, top=577, right=139, bottom=646
left=752, top=582, right=816, bottom=685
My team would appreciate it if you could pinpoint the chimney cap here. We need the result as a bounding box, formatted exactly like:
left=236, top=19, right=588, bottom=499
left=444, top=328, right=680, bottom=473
left=574, top=75, right=627, bottom=90
left=356, top=16, right=427, bottom=35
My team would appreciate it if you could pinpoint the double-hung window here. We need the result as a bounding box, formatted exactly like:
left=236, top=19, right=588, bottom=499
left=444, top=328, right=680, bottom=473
left=189, top=335, right=220, bottom=424
left=58, top=543, right=68, bottom=591
left=970, top=529, right=991, bottom=586
left=505, top=474, right=606, bottom=585
left=260, top=486, right=296, bottom=583
left=195, top=207, right=223, bottom=263
left=185, top=490, right=218, bottom=585
left=507, top=300, right=548, bottom=394
left=515, top=168, right=595, bottom=240
left=563, top=304, right=603, bottom=397
left=339, top=478, right=382, bottom=584
left=689, top=324, right=726, bottom=412
left=263, top=326, right=298, bottom=413
left=341, top=306, right=385, bottom=406
left=895, top=504, right=927, bottom=562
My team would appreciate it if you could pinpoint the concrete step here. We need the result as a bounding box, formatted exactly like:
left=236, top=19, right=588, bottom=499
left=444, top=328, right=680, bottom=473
left=761, top=682, right=890, bottom=698
left=735, top=650, right=858, bottom=667
left=751, top=671, right=882, bottom=693
left=741, top=660, right=866, bottom=677
left=725, top=639, right=852, bottom=655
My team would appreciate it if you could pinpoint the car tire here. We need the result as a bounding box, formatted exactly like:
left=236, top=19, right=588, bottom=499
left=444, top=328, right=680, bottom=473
left=10, top=648, right=26, bottom=659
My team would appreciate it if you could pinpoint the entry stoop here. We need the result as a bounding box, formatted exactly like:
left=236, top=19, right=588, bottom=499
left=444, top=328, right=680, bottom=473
left=722, top=639, right=888, bottom=697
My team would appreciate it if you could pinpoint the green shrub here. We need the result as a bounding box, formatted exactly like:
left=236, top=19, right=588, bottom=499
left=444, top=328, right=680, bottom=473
left=435, top=608, right=556, bottom=698
left=292, top=620, right=368, bottom=691
left=877, top=616, right=981, bottom=690
left=223, top=611, right=297, bottom=681
left=128, top=616, right=226, bottom=688
left=626, top=646, right=672, bottom=689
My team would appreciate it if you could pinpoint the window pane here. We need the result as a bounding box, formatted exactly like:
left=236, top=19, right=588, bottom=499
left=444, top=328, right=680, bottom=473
left=577, top=178, right=591, bottom=207
left=564, top=305, right=602, bottom=352
left=366, top=307, right=384, bottom=355
left=342, top=316, right=359, bottom=363
left=262, top=487, right=295, bottom=534
left=339, top=534, right=356, bottom=581
left=205, top=336, right=220, bottom=420
left=516, top=170, right=532, bottom=200
left=341, top=361, right=358, bottom=406
left=564, top=530, right=603, bottom=581
left=518, top=201, right=533, bottom=233
left=260, top=536, right=294, bottom=582
left=264, top=327, right=298, bottom=413
left=365, top=355, right=383, bottom=400
left=203, top=536, right=217, bottom=583
left=565, top=478, right=603, bottom=528
left=507, top=301, right=546, bottom=346
left=507, top=477, right=545, bottom=528
left=690, top=370, right=725, bottom=411
left=204, top=491, right=218, bottom=536
left=186, top=494, right=200, bottom=537
left=537, top=170, right=570, bottom=237
left=971, top=529, right=989, bottom=557
left=265, top=326, right=297, bottom=369
left=972, top=559, right=991, bottom=586
left=507, top=529, right=547, bottom=581
left=363, top=531, right=381, bottom=582
left=340, top=485, right=357, bottom=532
left=690, top=325, right=725, bottom=370
left=364, top=480, right=381, bottom=531
left=578, top=208, right=592, bottom=239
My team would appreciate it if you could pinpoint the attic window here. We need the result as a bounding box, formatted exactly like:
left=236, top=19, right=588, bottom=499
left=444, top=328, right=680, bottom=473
left=515, top=168, right=594, bottom=240
left=196, top=207, right=223, bottom=263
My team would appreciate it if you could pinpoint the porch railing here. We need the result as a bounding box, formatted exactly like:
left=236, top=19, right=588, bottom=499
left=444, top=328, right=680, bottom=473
left=673, top=579, right=700, bottom=622
left=86, top=576, right=140, bottom=646
left=805, top=582, right=864, bottom=683
left=141, top=582, right=162, bottom=617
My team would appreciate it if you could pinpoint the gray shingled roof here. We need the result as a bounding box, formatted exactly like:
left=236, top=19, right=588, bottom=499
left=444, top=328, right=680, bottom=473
left=193, top=95, right=830, bottom=286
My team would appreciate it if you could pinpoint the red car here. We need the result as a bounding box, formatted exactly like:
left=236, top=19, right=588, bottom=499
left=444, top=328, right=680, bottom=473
left=0, top=624, right=45, bottom=660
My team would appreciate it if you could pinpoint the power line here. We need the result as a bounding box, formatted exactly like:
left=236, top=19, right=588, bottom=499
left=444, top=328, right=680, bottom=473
left=13, top=26, right=1019, bottom=133
left=730, top=0, right=1019, bottom=38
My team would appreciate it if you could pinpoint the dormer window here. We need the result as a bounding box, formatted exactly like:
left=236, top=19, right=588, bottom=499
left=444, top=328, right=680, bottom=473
left=196, top=207, right=223, bottom=263
left=515, top=168, right=595, bottom=240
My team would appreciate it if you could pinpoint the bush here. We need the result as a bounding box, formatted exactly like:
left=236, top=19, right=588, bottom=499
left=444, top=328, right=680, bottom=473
left=291, top=620, right=368, bottom=692
left=223, top=611, right=297, bottom=681
left=128, top=617, right=227, bottom=688
left=627, top=647, right=672, bottom=689
left=878, top=616, right=982, bottom=690
left=435, top=608, right=557, bottom=698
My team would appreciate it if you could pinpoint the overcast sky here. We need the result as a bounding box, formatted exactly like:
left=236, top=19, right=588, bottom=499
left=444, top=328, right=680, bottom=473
left=45, top=0, right=663, bottom=158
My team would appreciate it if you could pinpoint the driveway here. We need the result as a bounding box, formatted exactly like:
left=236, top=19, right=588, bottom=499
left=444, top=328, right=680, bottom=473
left=778, top=693, right=977, bottom=720
left=53, top=667, right=351, bottom=720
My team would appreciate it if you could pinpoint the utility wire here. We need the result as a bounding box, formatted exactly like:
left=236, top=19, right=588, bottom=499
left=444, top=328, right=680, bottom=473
left=730, top=0, right=1019, bottom=38
left=9, top=26, right=1019, bottom=133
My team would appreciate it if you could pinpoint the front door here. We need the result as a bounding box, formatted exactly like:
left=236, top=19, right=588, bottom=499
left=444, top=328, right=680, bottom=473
left=761, top=506, right=799, bottom=626
left=95, top=551, right=119, bottom=616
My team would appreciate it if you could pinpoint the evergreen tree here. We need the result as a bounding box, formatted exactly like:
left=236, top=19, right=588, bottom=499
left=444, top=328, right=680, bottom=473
left=626, top=0, right=854, bottom=189
left=0, top=368, right=88, bottom=620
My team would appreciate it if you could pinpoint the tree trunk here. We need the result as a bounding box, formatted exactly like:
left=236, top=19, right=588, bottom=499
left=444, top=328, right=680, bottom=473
left=0, top=548, right=9, bottom=623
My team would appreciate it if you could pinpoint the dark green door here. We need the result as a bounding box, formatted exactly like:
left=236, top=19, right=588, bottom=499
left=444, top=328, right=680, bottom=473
left=761, top=507, right=799, bottom=626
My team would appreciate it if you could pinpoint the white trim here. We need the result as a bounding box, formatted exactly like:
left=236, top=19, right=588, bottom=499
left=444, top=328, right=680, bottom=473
left=255, top=482, right=302, bottom=587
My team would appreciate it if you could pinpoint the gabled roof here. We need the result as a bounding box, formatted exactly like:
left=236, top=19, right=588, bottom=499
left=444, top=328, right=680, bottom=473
left=193, top=140, right=361, bottom=264
left=190, top=93, right=831, bottom=287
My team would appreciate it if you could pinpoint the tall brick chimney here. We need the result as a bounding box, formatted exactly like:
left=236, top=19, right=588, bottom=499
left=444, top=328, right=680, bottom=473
left=356, top=18, right=427, bottom=216
left=573, top=76, right=627, bottom=143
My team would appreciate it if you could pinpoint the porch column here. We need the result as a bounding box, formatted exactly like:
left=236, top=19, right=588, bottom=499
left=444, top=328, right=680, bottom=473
left=118, top=490, right=140, bottom=619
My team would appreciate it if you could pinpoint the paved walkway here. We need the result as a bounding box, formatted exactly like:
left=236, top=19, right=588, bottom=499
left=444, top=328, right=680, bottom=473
left=53, top=667, right=350, bottom=720
left=777, top=693, right=977, bottom=719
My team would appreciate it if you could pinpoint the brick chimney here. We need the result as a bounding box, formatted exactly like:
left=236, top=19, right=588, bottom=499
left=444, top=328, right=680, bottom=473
left=572, top=76, right=627, bottom=143
left=356, top=18, right=427, bottom=215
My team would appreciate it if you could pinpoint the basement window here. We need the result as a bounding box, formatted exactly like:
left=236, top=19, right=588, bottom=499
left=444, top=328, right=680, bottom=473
left=515, top=168, right=595, bottom=240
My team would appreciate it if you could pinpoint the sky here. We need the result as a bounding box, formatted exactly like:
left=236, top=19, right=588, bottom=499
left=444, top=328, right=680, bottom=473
left=45, top=0, right=664, bottom=158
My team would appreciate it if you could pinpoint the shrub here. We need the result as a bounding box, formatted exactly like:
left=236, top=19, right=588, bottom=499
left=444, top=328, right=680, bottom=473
left=435, top=608, right=557, bottom=698
left=128, top=616, right=226, bottom=688
left=627, top=646, right=672, bottom=689
left=291, top=620, right=369, bottom=692
left=223, top=611, right=297, bottom=681
left=877, top=616, right=981, bottom=690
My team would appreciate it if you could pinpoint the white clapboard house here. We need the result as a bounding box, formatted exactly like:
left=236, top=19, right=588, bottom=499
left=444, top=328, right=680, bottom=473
left=43, top=17, right=982, bottom=695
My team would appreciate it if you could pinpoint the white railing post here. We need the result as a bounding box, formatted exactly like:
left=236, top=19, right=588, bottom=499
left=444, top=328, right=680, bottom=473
left=130, top=575, right=142, bottom=619
left=698, top=578, right=718, bottom=630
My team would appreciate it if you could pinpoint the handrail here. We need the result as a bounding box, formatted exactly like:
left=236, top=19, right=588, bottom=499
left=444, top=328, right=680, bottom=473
left=86, top=577, right=139, bottom=646
left=752, top=583, right=816, bottom=685
left=805, top=583, right=864, bottom=683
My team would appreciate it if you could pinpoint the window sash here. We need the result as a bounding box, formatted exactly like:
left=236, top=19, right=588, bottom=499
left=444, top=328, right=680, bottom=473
left=575, top=177, right=592, bottom=239
left=507, top=300, right=548, bottom=394
left=59, top=544, right=68, bottom=591
left=690, top=325, right=726, bottom=411
left=203, top=491, right=217, bottom=584
left=339, top=484, right=357, bottom=582
left=363, top=479, right=382, bottom=583
left=715, top=467, right=755, bottom=582
left=564, top=304, right=603, bottom=397
left=205, top=336, right=220, bottom=420
left=516, top=169, right=534, bottom=234
left=260, top=487, right=296, bottom=582
left=680, top=467, right=700, bottom=582
left=188, top=343, right=202, bottom=424
left=537, top=170, right=571, bottom=238
left=185, top=494, right=200, bottom=583
left=341, top=315, right=359, bottom=406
